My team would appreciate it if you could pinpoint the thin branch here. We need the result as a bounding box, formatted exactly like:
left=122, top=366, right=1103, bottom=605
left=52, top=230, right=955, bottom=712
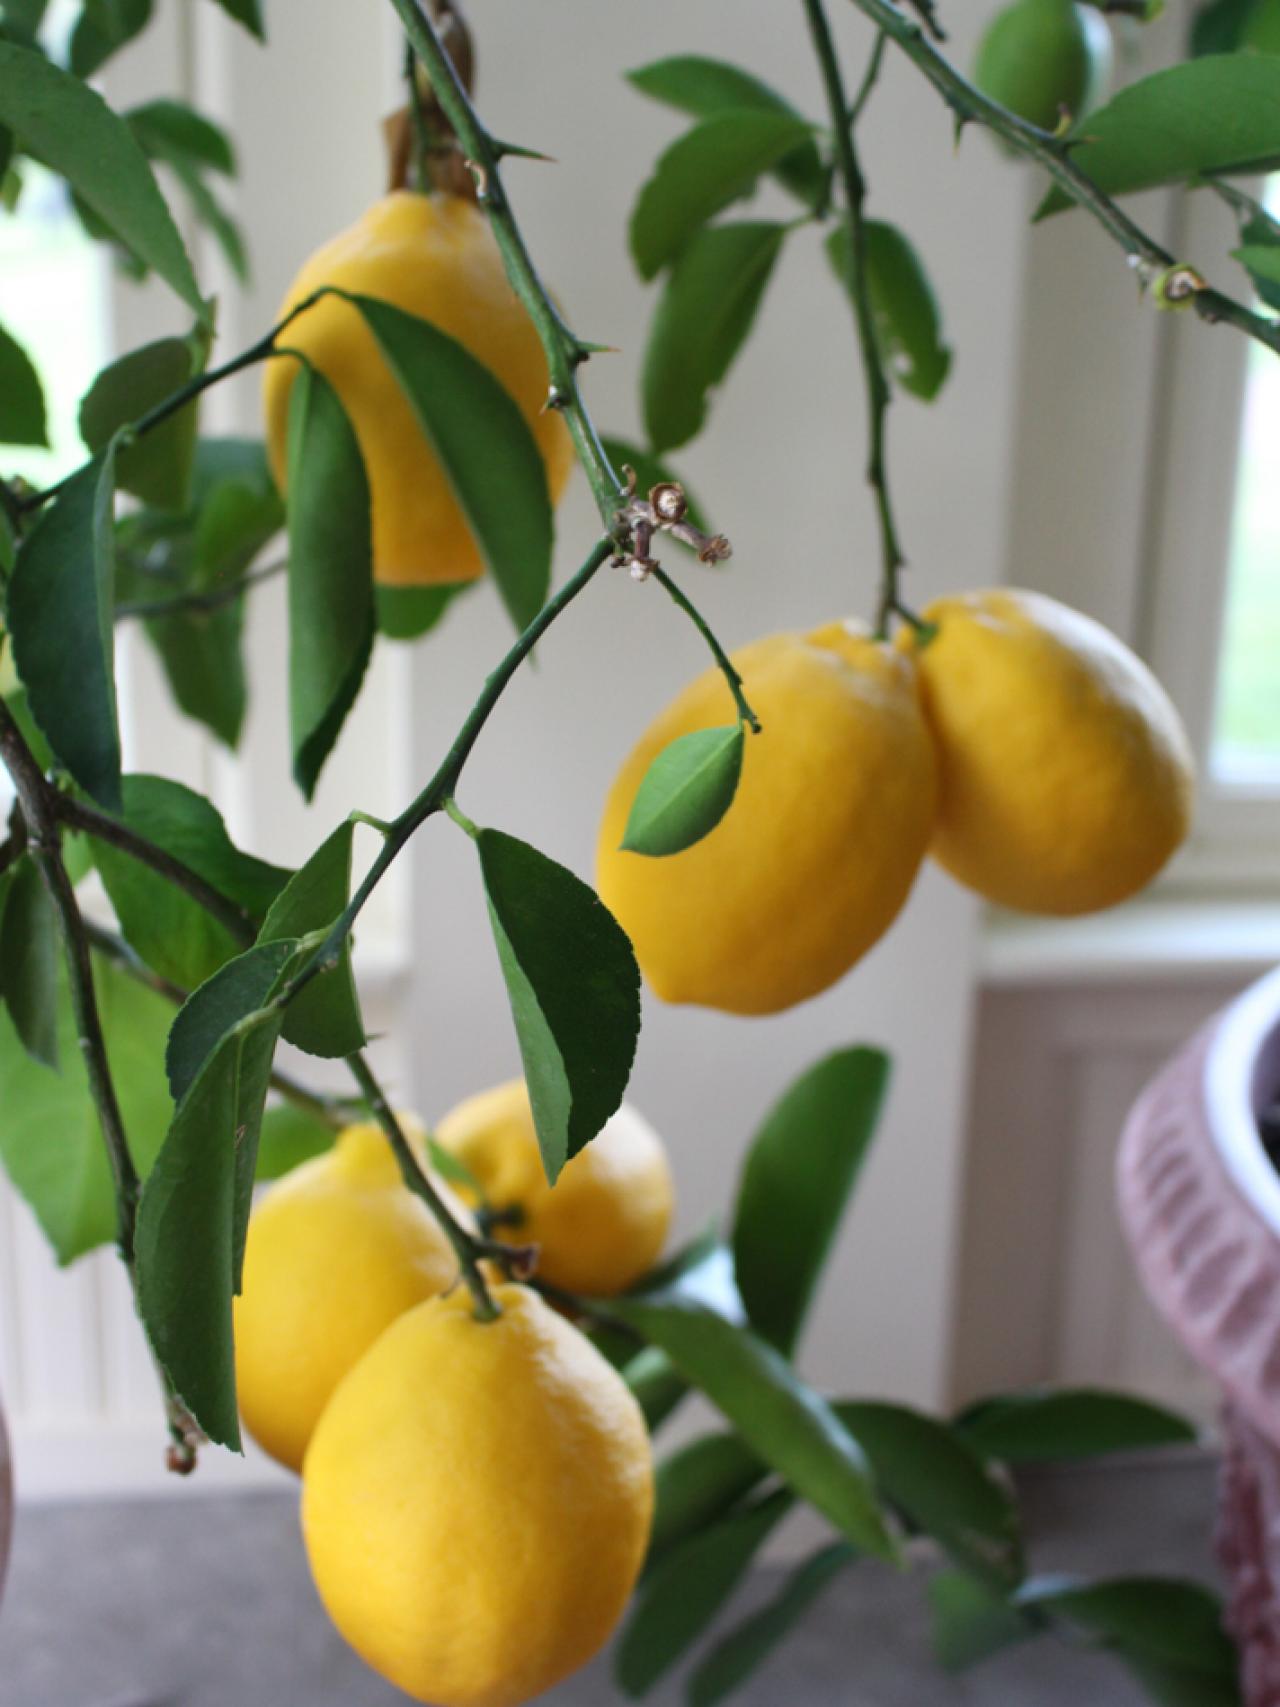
left=115, top=557, right=286, bottom=622
left=649, top=567, right=761, bottom=733
left=805, top=0, right=907, bottom=635
left=841, top=0, right=1280, bottom=358
left=849, top=31, right=888, bottom=128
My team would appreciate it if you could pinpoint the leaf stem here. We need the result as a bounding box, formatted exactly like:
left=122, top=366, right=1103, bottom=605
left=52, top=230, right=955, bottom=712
left=385, top=0, right=627, bottom=526
left=805, top=0, right=907, bottom=637
left=649, top=566, right=761, bottom=733
left=840, top=0, right=1280, bottom=358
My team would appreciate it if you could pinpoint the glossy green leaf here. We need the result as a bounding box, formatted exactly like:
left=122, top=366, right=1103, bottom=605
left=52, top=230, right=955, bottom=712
left=8, top=449, right=122, bottom=811
left=351, top=294, right=553, bottom=633
left=1015, top=1575, right=1238, bottom=1678
left=0, top=857, right=58, bottom=1069
left=0, top=953, right=174, bottom=1263
left=376, top=581, right=469, bottom=641
left=138, top=603, right=247, bottom=748
left=930, top=1570, right=1039, bottom=1672
left=0, top=319, right=47, bottom=446
left=478, top=828, right=640, bottom=1184
left=284, top=364, right=374, bottom=799
left=1189, top=0, right=1256, bottom=54
left=137, top=942, right=289, bottom=1447
left=204, top=0, right=263, bottom=38
left=642, top=220, right=786, bottom=453
left=131, top=115, right=248, bottom=281
left=623, top=1345, right=689, bottom=1432
left=834, top=1401, right=1022, bottom=1587
left=733, top=1047, right=888, bottom=1358
left=609, top=1294, right=895, bottom=1560
left=616, top=1489, right=792, bottom=1697
left=0, top=40, right=203, bottom=316
left=956, top=1387, right=1198, bottom=1464
left=826, top=219, right=951, bottom=401
left=1037, top=57, right=1280, bottom=217
left=258, top=821, right=363, bottom=1059
left=627, top=55, right=825, bottom=207
left=632, top=1230, right=746, bottom=1322
left=621, top=724, right=744, bottom=857
left=650, top=1431, right=769, bottom=1565
left=255, top=1102, right=336, bottom=1180
left=0, top=1, right=49, bottom=47
left=80, top=336, right=199, bottom=512
left=69, top=0, right=152, bottom=78
left=630, top=111, right=813, bottom=281
left=597, top=437, right=712, bottom=546
left=687, top=1542, right=856, bottom=1706
left=126, top=99, right=235, bottom=176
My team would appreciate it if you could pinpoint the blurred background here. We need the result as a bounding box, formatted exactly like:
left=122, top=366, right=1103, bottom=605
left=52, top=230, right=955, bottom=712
left=2, top=0, right=1276, bottom=1501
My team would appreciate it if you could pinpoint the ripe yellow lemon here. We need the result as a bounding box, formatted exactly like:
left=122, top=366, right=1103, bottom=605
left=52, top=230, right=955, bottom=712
left=435, top=1079, right=674, bottom=1295
left=903, top=588, right=1194, bottom=914
left=302, top=1283, right=653, bottom=1707
left=234, top=1117, right=463, bottom=1472
left=262, top=192, right=573, bottom=587
left=597, top=622, right=937, bottom=1015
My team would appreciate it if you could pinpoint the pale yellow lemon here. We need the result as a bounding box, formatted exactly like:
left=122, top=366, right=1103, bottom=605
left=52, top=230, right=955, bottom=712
left=234, top=1118, right=462, bottom=1472
left=596, top=622, right=938, bottom=1015
left=435, top=1079, right=673, bottom=1295
left=904, top=587, right=1194, bottom=914
left=262, top=192, right=572, bottom=587
left=302, top=1284, right=653, bottom=1707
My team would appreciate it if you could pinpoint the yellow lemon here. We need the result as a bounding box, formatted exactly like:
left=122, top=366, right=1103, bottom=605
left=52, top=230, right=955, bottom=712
left=262, top=192, right=573, bottom=587
left=597, top=622, right=938, bottom=1015
left=904, top=587, right=1194, bottom=914
left=435, top=1079, right=674, bottom=1296
left=302, top=1283, right=653, bottom=1707
left=234, top=1117, right=463, bottom=1472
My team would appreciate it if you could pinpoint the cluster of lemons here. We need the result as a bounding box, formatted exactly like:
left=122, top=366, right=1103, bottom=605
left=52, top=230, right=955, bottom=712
left=255, top=190, right=1196, bottom=1705
left=236, top=1084, right=674, bottom=1707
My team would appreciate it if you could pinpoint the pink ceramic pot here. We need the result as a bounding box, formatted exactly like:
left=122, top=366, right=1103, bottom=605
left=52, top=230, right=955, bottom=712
left=1118, top=965, right=1280, bottom=1704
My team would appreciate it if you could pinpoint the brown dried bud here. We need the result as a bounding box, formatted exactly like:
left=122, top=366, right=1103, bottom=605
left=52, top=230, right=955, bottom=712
left=648, top=482, right=687, bottom=524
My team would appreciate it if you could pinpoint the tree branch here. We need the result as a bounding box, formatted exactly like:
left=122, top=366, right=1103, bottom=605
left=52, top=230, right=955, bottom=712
left=115, top=557, right=286, bottom=622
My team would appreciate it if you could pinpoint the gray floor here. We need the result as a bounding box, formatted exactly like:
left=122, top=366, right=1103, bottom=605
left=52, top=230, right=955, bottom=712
left=0, top=1450, right=1224, bottom=1706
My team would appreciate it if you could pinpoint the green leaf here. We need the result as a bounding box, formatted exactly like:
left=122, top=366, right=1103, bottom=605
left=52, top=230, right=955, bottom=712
left=650, top=1431, right=769, bottom=1565
left=203, top=0, right=263, bottom=39
left=126, top=99, right=235, bottom=175
left=351, top=294, right=554, bottom=634
left=258, top=821, right=364, bottom=1058
left=376, top=581, right=469, bottom=641
left=158, top=150, right=247, bottom=281
left=0, top=1, right=49, bottom=47
left=139, top=602, right=247, bottom=748
left=930, top=1570, right=1039, bottom=1673
left=956, top=1387, right=1198, bottom=1464
left=834, top=1401, right=1022, bottom=1587
left=826, top=219, right=951, bottom=401
left=1015, top=1575, right=1238, bottom=1678
left=8, top=448, right=122, bottom=811
left=687, top=1542, right=856, bottom=1707
left=477, top=828, right=640, bottom=1184
left=0, top=40, right=203, bottom=317
left=425, top=1134, right=485, bottom=1197
left=284, top=364, right=374, bottom=800
left=0, top=319, right=47, bottom=446
left=609, top=1294, right=895, bottom=1560
left=256, top=1102, right=336, bottom=1180
left=627, top=55, right=825, bottom=207
left=137, top=942, right=289, bottom=1446
left=87, top=774, right=286, bottom=991
left=623, top=1344, right=689, bottom=1432
left=642, top=220, right=787, bottom=453
left=629, top=111, right=813, bottom=280
left=616, top=1489, right=793, bottom=1697
left=69, top=0, right=152, bottom=78
left=1037, top=57, right=1280, bottom=217
left=732, top=1047, right=888, bottom=1358
left=621, top=724, right=744, bottom=857
left=1233, top=237, right=1280, bottom=312
left=79, top=336, right=199, bottom=512
left=0, top=953, right=174, bottom=1263
left=632, top=1229, right=746, bottom=1321
left=0, top=857, right=58, bottom=1068
left=1189, top=0, right=1256, bottom=55
left=597, top=437, right=712, bottom=546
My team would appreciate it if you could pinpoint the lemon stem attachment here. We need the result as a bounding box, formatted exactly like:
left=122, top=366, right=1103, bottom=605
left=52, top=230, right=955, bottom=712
left=648, top=567, right=761, bottom=735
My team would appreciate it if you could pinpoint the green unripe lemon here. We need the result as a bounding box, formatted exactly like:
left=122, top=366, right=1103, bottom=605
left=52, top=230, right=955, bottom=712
left=974, top=0, right=1112, bottom=131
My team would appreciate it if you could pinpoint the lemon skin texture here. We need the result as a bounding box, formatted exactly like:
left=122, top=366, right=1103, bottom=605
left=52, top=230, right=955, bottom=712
left=905, top=588, right=1195, bottom=915
left=597, top=623, right=938, bottom=1016
left=436, top=1079, right=674, bottom=1295
left=302, top=1284, right=653, bottom=1707
left=262, top=192, right=573, bottom=587
left=234, top=1118, right=463, bottom=1473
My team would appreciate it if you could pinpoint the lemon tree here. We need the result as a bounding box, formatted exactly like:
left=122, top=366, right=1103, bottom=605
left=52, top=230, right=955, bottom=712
left=0, top=0, right=1269, bottom=1702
